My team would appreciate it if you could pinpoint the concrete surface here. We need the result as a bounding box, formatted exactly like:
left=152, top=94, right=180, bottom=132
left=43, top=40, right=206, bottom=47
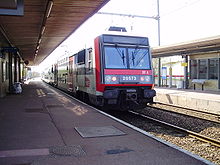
left=0, top=79, right=212, bottom=165
left=155, top=88, right=220, bottom=115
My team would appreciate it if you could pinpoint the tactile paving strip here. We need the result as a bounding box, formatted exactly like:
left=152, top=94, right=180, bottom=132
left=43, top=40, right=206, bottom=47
left=75, top=126, right=126, bottom=138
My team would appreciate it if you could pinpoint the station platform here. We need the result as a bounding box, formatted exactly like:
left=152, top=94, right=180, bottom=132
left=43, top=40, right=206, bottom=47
left=0, top=79, right=213, bottom=165
left=155, top=87, right=220, bottom=115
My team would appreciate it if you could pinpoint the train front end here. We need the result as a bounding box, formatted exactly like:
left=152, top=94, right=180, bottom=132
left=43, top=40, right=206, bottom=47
left=95, top=34, right=156, bottom=110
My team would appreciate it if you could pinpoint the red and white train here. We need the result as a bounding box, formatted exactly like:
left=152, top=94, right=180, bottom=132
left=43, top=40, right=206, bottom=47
left=43, top=32, right=156, bottom=110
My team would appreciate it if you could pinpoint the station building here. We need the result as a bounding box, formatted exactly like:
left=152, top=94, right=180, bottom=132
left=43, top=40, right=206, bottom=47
left=152, top=35, right=220, bottom=91
left=0, top=32, right=26, bottom=97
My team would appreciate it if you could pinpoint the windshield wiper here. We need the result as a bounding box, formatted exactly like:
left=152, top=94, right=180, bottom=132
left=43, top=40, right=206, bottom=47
left=115, top=45, right=125, bottom=66
left=130, top=46, right=141, bottom=66
left=132, top=52, right=135, bottom=66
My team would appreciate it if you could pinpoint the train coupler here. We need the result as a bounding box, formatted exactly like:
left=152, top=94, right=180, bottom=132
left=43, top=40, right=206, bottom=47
left=126, top=89, right=137, bottom=101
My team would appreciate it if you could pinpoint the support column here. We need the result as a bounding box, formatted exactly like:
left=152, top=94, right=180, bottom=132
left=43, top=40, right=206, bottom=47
left=169, top=67, right=172, bottom=88
left=18, top=57, right=21, bottom=82
left=14, top=54, right=17, bottom=82
left=183, top=55, right=188, bottom=89
left=158, top=58, right=161, bottom=87
left=8, top=52, right=13, bottom=92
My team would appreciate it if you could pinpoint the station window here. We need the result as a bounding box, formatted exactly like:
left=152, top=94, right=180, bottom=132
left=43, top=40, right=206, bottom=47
left=198, top=59, right=207, bottom=79
left=190, top=60, right=197, bottom=79
left=190, top=58, right=218, bottom=80
left=209, top=58, right=218, bottom=79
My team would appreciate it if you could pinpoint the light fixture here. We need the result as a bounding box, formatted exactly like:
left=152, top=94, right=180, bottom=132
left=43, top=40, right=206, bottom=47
left=41, top=26, right=45, bottom=35
left=38, top=38, right=42, bottom=44
left=46, top=1, right=53, bottom=18
left=34, top=0, right=53, bottom=62
left=112, top=76, right=117, bottom=81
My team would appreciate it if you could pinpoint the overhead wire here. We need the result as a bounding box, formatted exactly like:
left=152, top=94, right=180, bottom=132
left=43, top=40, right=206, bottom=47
left=160, top=0, right=202, bottom=18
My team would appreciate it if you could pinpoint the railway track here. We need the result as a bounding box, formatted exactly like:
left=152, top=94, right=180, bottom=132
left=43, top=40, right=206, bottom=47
left=128, top=110, right=220, bottom=148
left=48, top=82, right=220, bottom=147
left=150, top=102, right=220, bottom=124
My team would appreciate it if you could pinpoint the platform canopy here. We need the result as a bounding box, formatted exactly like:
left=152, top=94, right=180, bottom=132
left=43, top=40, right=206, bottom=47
left=152, top=35, right=220, bottom=57
left=0, top=0, right=109, bottom=65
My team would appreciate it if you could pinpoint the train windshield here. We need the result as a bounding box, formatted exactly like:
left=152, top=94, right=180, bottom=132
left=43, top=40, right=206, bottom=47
left=104, top=46, right=151, bottom=69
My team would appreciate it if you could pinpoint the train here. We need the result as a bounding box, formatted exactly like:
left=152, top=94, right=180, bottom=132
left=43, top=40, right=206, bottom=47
left=43, top=32, right=156, bottom=110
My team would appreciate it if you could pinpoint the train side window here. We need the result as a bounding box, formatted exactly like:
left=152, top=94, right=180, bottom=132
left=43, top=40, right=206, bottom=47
left=74, top=54, right=77, bottom=64
left=88, top=48, right=92, bottom=71
left=77, top=49, right=85, bottom=65
left=51, top=66, right=54, bottom=73
left=88, top=48, right=92, bottom=60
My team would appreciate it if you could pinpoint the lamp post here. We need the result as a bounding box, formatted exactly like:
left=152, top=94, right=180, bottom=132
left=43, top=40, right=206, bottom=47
left=156, top=0, right=162, bottom=87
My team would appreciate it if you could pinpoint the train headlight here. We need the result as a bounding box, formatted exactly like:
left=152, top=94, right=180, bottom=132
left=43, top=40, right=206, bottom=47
left=105, top=75, right=112, bottom=83
left=140, top=75, right=152, bottom=84
left=111, top=76, right=117, bottom=81
left=105, top=75, right=119, bottom=84
left=145, top=75, right=151, bottom=82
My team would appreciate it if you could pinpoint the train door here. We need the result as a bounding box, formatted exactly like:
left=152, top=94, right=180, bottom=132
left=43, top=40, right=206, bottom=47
left=85, top=48, right=94, bottom=94
left=54, top=63, right=58, bottom=86
left=67, top=56, right=74, bottom=92
left=76, top=49, right=86, bottom=90
left=72, top=55, right=77, bottom=94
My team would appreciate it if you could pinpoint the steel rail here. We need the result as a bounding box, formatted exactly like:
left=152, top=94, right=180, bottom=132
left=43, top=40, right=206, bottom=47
left=153, top=102, right=220, bottom=117
left=152, top=102, right=220, bottom=121
left=147, top=103, right=220, bottom=125
left=129, top=110, right=220, bottom=148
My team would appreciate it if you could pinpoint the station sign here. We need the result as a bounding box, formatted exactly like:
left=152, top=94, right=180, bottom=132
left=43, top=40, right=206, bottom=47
left=161, top=67, right=167, bottom=80
left=181, top=62, right=188, bottom=67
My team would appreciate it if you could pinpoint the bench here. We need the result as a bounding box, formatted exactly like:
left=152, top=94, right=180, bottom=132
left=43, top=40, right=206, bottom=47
left=192, top=79, right=206, bottom=90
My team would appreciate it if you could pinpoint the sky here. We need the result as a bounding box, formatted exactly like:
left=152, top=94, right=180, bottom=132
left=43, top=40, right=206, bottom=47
left=38, top=0, right=220, bottom=70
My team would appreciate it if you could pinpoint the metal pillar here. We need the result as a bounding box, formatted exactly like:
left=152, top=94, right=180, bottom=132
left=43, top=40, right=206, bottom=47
left=8, top=52, right=13, bottom=92
left=183, top=55, right=188, bottom=89
left=157, top=0, right=162, bottom=87
left=14, top=54, right=17, bottom=82
left=169, top=67, right=172, bottom=88
left=18, top=57, right=21, bottom=82
left=158, top=58, right=161, bottom=86
left=157, top=0, right=161, bottom=46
